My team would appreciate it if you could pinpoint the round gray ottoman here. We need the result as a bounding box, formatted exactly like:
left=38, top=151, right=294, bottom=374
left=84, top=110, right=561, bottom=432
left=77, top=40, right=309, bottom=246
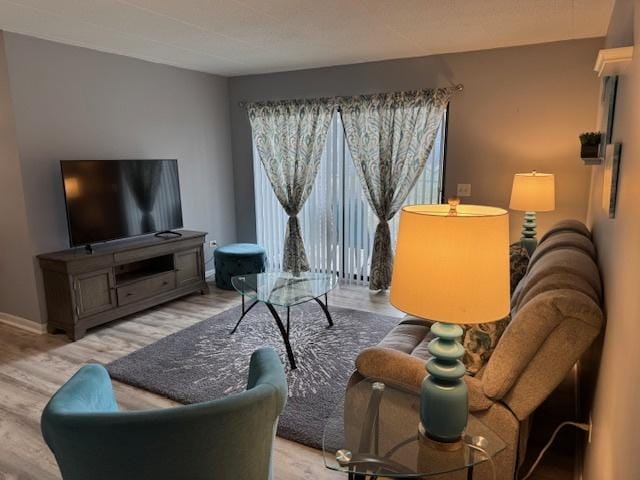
left=214, top=243, right=266, bottom=290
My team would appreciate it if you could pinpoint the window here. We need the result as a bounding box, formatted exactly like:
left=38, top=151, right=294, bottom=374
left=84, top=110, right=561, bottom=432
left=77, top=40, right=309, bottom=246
left=254, top=110, right=447, bottom=285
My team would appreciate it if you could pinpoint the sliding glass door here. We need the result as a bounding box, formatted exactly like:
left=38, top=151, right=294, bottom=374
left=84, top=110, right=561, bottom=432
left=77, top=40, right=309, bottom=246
left=253, top=111, right=447, bottom=285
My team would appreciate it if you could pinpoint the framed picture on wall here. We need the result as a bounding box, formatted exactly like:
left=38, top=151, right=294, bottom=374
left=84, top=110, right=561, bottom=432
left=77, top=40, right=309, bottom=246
left=602, top=143, right=622, bottom=218
left=600, top=76, right=618, bottom=151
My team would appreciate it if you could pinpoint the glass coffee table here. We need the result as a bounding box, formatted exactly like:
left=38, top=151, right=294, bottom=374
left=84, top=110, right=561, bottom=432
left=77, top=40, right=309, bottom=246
left=323, top=379, right=505, bottom=479
left=230, top=272, right=338, bottom=369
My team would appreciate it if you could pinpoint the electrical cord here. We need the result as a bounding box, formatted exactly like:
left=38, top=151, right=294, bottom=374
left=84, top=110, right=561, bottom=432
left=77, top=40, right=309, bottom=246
left=467, top=442, right=497, bottom=480
left=519, top=421, right=590, bottom=480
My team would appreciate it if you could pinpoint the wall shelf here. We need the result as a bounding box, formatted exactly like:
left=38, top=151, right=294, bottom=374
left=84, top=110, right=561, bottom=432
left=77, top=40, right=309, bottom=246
left=594, top=46, right=634, bottom=77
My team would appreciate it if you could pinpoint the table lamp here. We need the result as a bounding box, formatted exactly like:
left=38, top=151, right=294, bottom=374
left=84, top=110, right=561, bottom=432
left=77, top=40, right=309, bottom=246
left=390, top=199, right=510, bottom=446
left=509, top=171, right=555, bottom=255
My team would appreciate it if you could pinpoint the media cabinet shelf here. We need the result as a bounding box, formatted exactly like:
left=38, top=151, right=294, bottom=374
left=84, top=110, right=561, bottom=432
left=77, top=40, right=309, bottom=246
left=38, top=230, right=208, bottom=340
left=116, top=269, right=175, bottom=287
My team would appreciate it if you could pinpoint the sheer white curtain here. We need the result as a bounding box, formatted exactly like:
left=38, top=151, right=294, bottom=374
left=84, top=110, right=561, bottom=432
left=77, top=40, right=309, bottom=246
left=254, top=111, right=446, bottom=284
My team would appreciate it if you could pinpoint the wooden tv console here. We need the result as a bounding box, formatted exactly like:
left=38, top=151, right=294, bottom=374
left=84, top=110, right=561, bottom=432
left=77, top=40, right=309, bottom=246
left=38, top=230, right=209, bottom=340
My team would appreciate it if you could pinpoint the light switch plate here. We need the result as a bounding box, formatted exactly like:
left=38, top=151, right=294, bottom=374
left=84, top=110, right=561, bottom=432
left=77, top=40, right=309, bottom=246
left=457, top=183, right=471, bottom=197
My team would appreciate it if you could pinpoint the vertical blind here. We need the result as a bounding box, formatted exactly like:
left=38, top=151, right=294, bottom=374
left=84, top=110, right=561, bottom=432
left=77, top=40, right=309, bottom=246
left=254, top=111, right=447, bottom=285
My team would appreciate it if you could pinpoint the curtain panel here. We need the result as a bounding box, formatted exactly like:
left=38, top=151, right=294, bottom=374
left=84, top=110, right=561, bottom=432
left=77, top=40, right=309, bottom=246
left=247, top=99, right=336, bottom=273
left=340, top=88, right=451, bottom=290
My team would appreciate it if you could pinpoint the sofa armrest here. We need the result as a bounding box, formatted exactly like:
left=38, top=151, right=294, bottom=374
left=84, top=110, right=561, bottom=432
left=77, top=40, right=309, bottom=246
left=355, top=347, right=494, bottom=412
left=483, top=289, right=602, bottom=419
left=356, top=347, right=425, bottom=393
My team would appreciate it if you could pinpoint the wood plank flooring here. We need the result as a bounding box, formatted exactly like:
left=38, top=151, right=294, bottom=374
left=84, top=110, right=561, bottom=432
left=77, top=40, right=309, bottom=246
left=0, top=282, right=571, bottom=480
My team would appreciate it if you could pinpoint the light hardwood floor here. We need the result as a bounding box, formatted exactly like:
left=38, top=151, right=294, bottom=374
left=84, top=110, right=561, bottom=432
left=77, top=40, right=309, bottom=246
left=0, top=282, right=569, bottom=480
left=0, top=282, right=403, bottom=480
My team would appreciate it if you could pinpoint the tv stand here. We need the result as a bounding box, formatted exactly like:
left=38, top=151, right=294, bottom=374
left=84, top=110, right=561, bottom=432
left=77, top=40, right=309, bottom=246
left=38, top=230, right=208, bottom=340
left=84, top=244, right=93, bottom=255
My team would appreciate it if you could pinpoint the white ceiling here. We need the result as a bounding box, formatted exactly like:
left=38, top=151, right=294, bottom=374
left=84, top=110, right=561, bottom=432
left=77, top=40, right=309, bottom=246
left=0, top=0, right=613, bottom=77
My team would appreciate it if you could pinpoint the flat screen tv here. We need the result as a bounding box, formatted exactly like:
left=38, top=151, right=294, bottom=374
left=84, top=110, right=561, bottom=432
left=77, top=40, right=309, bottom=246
left=61, top=159, right=183, bottom=247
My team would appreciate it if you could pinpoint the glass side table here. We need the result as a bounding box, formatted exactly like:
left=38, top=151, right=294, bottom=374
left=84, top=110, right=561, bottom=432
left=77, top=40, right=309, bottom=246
left=323, top=379, right=505, bottom=479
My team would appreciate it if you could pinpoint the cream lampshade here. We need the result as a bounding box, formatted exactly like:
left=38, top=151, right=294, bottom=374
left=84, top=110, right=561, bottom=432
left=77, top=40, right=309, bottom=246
left=509, top=172, right=555, bottom=212
left=390, top=200, right=509, bottom=445
left=509, top=171, right=555, bottom=254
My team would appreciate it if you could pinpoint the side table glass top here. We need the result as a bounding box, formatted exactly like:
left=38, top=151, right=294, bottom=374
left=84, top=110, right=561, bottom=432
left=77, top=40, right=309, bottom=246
left=231, top=272, right=338, bottom=307
left=323, top=379, right=505, bottom=478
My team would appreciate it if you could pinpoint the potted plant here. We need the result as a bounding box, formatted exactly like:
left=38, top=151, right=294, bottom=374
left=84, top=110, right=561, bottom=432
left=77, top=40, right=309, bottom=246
left=579, top=132, right=603, bottom=165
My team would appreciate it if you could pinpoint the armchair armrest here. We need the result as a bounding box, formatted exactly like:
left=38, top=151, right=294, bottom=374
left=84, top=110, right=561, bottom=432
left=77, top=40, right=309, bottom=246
left=246, top=347, right=288, bottom=415
left=355, top=347, right=494, bottom=412
left=44, top=364, right=119, bottom=415
left=41, top=364, right=119, bottom=451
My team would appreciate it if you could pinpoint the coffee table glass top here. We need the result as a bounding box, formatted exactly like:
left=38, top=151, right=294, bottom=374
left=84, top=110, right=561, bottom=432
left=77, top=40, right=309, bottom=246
left=231, top=272, right=338, bottom=307
left=323, top=379, right=505, bottom=478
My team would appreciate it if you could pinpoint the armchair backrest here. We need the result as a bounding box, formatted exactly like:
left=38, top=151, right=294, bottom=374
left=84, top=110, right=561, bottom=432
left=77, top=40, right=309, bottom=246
left=42, top=347, right=287, bottom=480
left=482, top=221, right=603, bottom=420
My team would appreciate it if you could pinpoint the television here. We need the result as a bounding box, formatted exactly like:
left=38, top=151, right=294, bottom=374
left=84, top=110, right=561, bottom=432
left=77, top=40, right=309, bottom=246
left=61, top=159, right=183, bottom=247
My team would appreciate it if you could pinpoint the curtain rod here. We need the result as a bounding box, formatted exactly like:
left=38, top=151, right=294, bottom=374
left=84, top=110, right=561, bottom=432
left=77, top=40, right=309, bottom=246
left=237, top=84, right=464, bottom=108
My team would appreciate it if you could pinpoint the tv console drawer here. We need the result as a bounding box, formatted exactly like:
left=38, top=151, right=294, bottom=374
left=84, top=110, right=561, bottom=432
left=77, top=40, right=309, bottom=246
left=117, top=271, right=176, bottom=306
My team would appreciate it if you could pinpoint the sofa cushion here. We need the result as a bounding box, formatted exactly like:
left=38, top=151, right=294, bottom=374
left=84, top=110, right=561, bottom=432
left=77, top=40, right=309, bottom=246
left=515, top=272, right=600, bottom=312
left=512, top=248, right=601, bottom=312
left=528, top=232, right=596, bottom=271
left=538, top=219, right=591, bottom=242
left=378, top=322, right=434, bottom=359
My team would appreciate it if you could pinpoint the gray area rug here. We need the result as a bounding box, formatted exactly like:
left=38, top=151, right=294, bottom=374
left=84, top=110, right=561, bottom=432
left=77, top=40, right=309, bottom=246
left=107, top=302, right=398, bottom=450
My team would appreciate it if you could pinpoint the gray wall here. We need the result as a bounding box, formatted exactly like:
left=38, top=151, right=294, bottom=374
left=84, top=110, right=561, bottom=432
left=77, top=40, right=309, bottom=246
left=1, top=32, right=236, bottom=325
left=229, top=38, right=602, bottom=243
left=0, top=33, right=41, bottom=322
left=584, top=0, right=639, bottom=478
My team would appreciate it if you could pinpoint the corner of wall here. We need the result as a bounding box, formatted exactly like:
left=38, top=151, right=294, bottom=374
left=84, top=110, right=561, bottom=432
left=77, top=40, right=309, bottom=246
left=0, top=31, right=43, bottom=323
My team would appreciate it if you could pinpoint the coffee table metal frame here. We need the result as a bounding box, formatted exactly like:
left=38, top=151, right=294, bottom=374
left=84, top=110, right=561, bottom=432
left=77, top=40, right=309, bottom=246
left=230, top=277, right=334, bottom=370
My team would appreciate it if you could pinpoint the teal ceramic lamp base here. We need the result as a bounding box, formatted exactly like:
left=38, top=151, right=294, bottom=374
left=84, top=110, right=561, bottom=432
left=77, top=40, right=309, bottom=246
left=420, top=322, right=468, bottom=444
left=520, top=211, right=538, bottom=256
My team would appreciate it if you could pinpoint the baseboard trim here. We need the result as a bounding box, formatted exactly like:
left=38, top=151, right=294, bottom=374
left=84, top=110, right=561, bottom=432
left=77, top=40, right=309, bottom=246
left=0, top=313, right=47, bottom=334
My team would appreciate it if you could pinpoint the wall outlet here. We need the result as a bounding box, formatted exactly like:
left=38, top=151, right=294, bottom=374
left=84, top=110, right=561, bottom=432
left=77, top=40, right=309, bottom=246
left=208, top=240, right=217, bottom=248
left=457, top=183, right=472, bottom=197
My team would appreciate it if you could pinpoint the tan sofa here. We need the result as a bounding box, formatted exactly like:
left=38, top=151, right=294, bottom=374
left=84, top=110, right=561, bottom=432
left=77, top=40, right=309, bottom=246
left=348, top=220, right=603, bottom=480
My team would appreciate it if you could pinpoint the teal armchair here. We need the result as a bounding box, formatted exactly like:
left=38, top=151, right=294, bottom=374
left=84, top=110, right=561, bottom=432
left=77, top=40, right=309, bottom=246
left=41, top=347, right=287, bottom=480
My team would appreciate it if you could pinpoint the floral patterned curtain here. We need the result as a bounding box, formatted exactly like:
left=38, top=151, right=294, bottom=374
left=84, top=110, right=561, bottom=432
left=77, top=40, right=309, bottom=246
left=247, top=99, right=336, bottom=273
left=340, top=88, right=452, bottom=290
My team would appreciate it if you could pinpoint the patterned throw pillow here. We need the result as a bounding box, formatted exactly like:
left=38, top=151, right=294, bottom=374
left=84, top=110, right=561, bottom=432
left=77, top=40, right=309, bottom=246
left=461, top=243, right=530, bottom=375
left=508, top=243, right=530, bottom=294
left=462, top=317, right=510, bottom=375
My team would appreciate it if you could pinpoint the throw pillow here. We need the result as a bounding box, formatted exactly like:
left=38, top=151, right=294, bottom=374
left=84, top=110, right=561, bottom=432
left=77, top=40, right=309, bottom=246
left=462, top=316, right=510, bottom=375
left=462, top=243, right=530, bottom=375
left=509, top=243, right=530, bottom=294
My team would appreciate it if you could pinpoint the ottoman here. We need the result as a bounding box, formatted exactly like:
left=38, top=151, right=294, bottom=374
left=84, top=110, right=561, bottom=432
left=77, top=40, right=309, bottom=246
left=214, top=243, right=267, bottom=290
